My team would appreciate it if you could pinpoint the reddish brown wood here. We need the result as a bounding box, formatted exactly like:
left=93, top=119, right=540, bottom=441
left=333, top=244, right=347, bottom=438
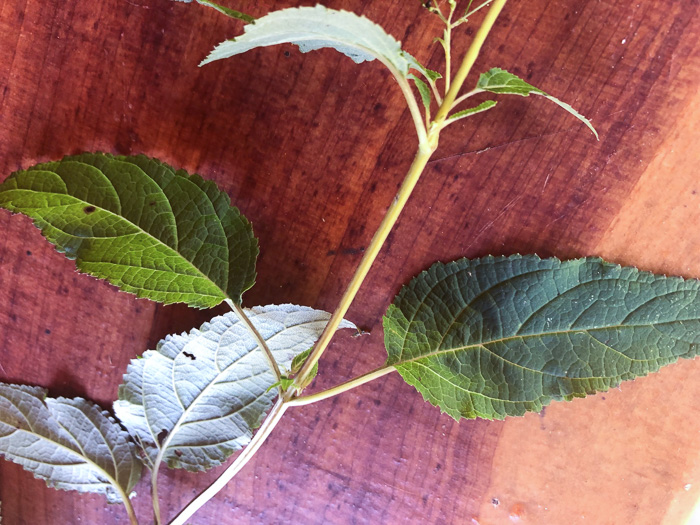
left=1, top=1, right=699, bottom=524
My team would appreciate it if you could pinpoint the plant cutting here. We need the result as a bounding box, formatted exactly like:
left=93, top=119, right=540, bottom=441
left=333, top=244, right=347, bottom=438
left=1, top=1, right=698, bottom=524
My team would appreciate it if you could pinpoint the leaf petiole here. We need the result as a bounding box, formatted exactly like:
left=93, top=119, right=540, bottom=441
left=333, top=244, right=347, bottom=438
left=226, top=299, right=283, bottom=386
left=287, top=365, right=396, bottom=407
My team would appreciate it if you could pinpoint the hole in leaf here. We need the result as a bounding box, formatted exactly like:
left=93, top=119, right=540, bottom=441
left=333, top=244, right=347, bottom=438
left=83, top=206, right=96, bottom=214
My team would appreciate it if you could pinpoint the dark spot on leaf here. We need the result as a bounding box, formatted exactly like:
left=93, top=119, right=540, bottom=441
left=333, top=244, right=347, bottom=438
left=183, top=351, right=196, bottom=360
left=174, top=450, right=183, bottom=457
left=157, top=429, right=168, bottom=445
left=492, top=498, right=500, bottom=507
left=284, top=50, right=290, bottom=57
left=435, top=462, right=442, bottom=471
left=149, top=201, right=157, bottom=206
left=373, top=399, right=381, bottom=406
left=44, top=328, right=51, bottom=335
left=83, top=206, right=96, bottom=214
left=422, top=494, right=429, bottom=505
left=26, top=250, right=32, bottom=256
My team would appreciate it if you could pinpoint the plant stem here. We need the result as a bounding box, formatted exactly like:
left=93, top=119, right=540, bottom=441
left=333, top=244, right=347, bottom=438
left=121, top=494, right=140, bottom=525
left=433, top=0, right=508, bottom=126
left=295, top=0, right=508, bottom=390
left=293, top=144, right=435, bottom=390
left=287, top=365, right=396, bottom=407
left=169, top=399, right=289, bottom=525
left=226, top=299, right=282, bottom=384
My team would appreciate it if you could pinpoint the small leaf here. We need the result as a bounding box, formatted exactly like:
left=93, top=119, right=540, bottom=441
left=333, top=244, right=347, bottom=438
left=0, top=384, right=142, bottom=503
left=0, top=153, right=259, bottom=308
left=172, top=0, right=255, bottom=23
left=384, top=255, right=700, bottom=420
left=403, top=52, right=442, bottom=82
left=114, top=305, right=355, bottom=472
left=408, top=74, right=431, bottom=110
left=476, top=68, right=598, bottom=139
left=290, top=348, right=318, bottom=389
left=200, top=5, right=411, bottom=77
left=447, top=100, right=497, bottom=121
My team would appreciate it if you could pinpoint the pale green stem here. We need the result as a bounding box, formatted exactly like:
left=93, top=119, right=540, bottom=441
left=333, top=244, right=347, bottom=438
left=287, top=365, right=396, bottom=407
left=120, top=492, right=140, bottom=525
left=226, top=299, right=282, bottom=384
left=293, top=144, right=435, bottom=389
left=463, top=0, right=495, bottom=20
left=433, top=0, right=508, bottom=127
left=451, top=88, right=482, bottom=110
left=169, top=4, right=511, bottom=522
left=295, top=0, right=509, bottom=392
left=169, top=399, right=288, bottom=525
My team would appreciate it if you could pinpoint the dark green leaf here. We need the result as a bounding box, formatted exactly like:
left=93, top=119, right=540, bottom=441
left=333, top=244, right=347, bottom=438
left=0, top=153, right=258, bottom=308
left=403, top=52, right=442, bottom=82
left=384, top=255, right=700, bottom=420
left=476, top=68, right=598, bottom=139
left=408, top=74, right=432, bottom=110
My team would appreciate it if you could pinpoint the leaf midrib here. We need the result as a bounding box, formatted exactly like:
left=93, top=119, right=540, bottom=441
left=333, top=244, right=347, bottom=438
left=394, top=319, right=696, bottom=372
left=10, top=191, right=229, bottom=300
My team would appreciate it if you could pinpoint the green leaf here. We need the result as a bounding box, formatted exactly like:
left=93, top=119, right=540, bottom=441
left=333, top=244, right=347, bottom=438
left=200, top=5, right=411, bottom=77
left=476, top=68, right=598, bottom=139
left=408, top=74, right=431, bottom=110
left=403, top=52, right=442, bottom=82
left=290, top=347, right=318, bottom=389
left=0, top=384, right=142, bottom=503
left=114, top=305, right=355, bottom=472
left=172, top=0, right=255, bottom=23
left=447, top=100, right=497, bottom=121
left=384, top=255, right=700, bottom=420
left=0, top=153, right=258, bottom=308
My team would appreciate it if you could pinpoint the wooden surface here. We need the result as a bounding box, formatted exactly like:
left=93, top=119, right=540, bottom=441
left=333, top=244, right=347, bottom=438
left=1, top=0, right=699, bottom=524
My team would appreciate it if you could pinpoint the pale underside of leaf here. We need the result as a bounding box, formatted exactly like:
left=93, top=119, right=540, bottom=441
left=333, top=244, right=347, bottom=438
left=384, top=256, right=700, bottom=420
left=200, top=5, right=410, bottom=77
left=114, top=304, right=355, bottom=472
left=476, top=68, right=599, bottom=139
left=0, top=384, right=142, bottom=503
left=0, top=153, right=258, bottom=308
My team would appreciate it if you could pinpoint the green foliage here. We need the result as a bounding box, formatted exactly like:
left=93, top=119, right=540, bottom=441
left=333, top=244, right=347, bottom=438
left=408, top=74, right=432, bottom=109
left=199, top=5, right=411, bottom=76
left=384, top=256, right=700, bottom=420
left=0, top=153, right=258, bottom=308
left=173, top=0, right=255, bottom=23
left=0, top=384, right=142, bottom=503
left=447, top=100, right=497, bottom=121
left=114, top=306, right=354, bottom=472
left=476, top=68, right=599, bottom=138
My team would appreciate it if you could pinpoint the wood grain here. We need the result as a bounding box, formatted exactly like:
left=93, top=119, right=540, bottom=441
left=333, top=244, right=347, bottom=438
left=1, top=1, right=698, bottom=524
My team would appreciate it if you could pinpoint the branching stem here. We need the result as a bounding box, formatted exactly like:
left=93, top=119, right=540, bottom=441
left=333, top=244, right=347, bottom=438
left=288, top=365, right=396, bottom=407
left=172, top=2, right=510, bottom=521
left=169, top=399, right=289, bottom=525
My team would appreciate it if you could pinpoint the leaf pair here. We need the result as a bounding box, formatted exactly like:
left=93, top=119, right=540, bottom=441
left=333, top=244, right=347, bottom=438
left=197, top=5, right=596, bottom=136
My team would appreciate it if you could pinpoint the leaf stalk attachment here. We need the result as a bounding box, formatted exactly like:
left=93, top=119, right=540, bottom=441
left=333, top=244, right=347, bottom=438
left=294, top=0, right=509, bottom=390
